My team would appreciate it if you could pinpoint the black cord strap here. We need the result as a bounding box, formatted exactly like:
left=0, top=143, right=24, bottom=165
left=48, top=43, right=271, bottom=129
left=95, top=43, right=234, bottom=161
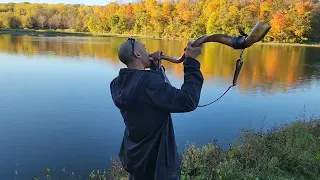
left=197, top=85, right=234, bottom=107
left=197, top=50, right=244, bottom=107
left=159, top=50, right=244, bottom=107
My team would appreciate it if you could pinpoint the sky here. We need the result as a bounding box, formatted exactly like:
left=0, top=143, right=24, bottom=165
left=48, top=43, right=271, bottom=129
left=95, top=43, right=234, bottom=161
left=0, top=0, right=136, bottom=5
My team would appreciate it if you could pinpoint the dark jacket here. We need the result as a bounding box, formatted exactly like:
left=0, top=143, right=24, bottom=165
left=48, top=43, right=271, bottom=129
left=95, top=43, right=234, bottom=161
left=110, top=57, right=204, bottom=180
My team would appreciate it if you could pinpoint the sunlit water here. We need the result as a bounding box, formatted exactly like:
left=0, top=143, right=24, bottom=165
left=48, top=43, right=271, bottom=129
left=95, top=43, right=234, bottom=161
left=0, top=34, right=319, bottom=179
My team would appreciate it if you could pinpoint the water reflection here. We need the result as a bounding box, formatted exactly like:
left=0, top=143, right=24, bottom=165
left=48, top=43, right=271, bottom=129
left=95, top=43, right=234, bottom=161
left=0, top=34, right=319, bottom=93
left=0, top=34, right=319, bottom=180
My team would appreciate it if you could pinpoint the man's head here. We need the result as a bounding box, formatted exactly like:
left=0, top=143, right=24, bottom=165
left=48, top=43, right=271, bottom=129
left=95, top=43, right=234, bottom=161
left=118, top=38, right=151, bottom=69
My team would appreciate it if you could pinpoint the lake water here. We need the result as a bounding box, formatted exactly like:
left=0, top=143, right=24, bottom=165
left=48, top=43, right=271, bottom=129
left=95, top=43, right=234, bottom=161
left=0, top=34, right=319, bottom=179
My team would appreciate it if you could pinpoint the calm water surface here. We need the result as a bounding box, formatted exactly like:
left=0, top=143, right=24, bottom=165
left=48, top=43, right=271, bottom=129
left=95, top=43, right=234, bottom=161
left=0, top=34, right=319, bottom=179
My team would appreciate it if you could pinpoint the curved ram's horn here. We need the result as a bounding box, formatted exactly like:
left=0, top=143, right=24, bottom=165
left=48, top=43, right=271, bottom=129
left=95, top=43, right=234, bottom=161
left=160, top=21, right=271, bottom=63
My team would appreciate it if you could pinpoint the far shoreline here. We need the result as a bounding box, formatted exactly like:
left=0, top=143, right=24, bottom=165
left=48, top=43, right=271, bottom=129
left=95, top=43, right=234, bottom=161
left=1, top=28, right=320, bottom=47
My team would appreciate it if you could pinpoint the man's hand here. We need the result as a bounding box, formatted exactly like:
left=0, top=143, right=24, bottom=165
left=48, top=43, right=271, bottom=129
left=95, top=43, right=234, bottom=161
left=149, top=51, right=163, bottom=70
left=185, top=41, right=203, bottom=59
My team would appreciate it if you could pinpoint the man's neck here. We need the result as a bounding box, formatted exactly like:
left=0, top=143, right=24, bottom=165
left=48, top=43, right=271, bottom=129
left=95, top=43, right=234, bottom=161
left=127, top=63, right=145, bottom=70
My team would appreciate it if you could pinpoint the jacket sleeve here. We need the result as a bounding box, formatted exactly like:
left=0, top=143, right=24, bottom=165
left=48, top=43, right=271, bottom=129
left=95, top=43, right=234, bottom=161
left=142, top=57, right=204, bottom=113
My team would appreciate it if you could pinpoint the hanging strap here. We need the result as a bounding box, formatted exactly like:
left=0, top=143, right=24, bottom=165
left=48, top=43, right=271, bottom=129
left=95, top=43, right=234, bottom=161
left=198, top=50, right=244, bottom=107
left=159, top=50, right=244, bottom=107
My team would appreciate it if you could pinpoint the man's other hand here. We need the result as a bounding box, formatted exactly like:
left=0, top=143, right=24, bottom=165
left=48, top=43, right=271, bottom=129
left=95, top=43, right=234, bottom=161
left=149, top=51, right=163, bottom=61
left=185, top=42, right=203, bottom=59
left=149, top=51, right=163, bottom=69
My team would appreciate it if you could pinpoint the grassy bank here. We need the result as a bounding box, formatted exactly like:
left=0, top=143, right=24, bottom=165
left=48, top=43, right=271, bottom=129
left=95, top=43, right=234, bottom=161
left=1, top=29, right=320, bottom=47
left=106, top=117, right=320, bottom=180
left=0, top=28, right=166, bottom=40
left=29, top=116, right=320, bottom=179
left=0, top=28, right=90, bottom=37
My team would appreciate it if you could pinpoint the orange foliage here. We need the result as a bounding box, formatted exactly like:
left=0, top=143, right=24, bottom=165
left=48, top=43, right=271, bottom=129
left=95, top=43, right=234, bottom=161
left=175, top=0, right=193, bottom=22
left=295, top=1, right=313, bottom=16
left=162, top=0, right=173, bottom=18
left=126, top=6, right=133, bottom=17
left=260, top=1, right=271, bottom=20
left=270, top=11, right=286, bottom=38
left=0, top=0, right=319, bottom=42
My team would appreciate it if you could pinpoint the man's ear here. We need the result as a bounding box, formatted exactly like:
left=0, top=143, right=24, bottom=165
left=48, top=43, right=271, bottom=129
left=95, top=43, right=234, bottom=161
left=133, top=50, right=141, bottom=59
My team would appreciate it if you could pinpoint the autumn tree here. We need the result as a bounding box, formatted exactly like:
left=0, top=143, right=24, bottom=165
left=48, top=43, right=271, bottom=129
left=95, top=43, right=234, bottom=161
left=0, top=1, right=319, bottom=43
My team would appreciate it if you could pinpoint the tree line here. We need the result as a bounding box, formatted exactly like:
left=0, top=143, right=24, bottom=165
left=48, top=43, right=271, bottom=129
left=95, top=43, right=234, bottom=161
left=0, top=0, right=319, bottom=43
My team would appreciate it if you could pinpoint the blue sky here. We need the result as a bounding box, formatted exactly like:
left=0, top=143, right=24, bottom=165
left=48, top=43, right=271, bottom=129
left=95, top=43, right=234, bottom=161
left=0, top=0, right=135, bottom=5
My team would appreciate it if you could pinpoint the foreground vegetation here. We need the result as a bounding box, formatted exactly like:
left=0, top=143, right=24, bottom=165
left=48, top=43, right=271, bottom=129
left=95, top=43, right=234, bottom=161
left=107, top=118, right=320, bottom=180
left=30, top=115, right=320, bottom=179
left=0, top=0, right=320, bottom=43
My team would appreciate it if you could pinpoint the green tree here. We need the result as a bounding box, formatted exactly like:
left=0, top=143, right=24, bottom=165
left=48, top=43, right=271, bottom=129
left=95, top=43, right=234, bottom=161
left=310, top=2, right=320, bottom=41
